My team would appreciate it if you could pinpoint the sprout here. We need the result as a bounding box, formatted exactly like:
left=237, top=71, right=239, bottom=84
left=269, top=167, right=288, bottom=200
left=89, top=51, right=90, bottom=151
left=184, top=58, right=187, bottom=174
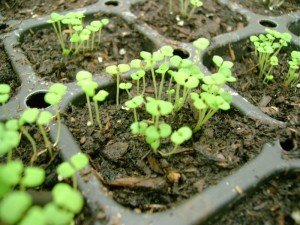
left=125, top=95, right=144, bottom=123
left=57, top=153, right=89, bottom=189
left=193, top=37, right=210, bottom=64
left=37, top=111, right=53, bottom=156
left=44, top=83, right=67, bottom=147
left=131, top=70, right=146, bottom=96
left=119, top=82, right=133, bottom=98
left=105, top=64, right=130, bottom=107
left=284, top=50, right=300, bottom=87
left=93, top=90, right=109, bottom=130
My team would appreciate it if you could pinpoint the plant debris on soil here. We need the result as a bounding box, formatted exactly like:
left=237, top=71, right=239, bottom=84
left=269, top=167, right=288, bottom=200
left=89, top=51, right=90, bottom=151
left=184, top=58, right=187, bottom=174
left=0, top=0, right=97, bottom=21
left=229, top=0, right=300, bottom=16
left=63, top=85, right=295, bottom=212
left=21, top=13, right=153, bottom=83
left=130, top=0, right=247, bottom=42
left=211, top=172, right=300, bottom=225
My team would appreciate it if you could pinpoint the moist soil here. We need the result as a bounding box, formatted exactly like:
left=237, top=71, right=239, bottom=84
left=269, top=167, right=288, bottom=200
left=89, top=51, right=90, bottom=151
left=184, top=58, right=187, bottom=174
left=63, top=84, right=297, bottom=213
left=130, top=0, right=247, bottom=42
left=20, top=12, right=152, bottom=83
left=229, top=0, right=300, bottom=16
left=211, top=172, right=300, bottom=225
left=0, top=0, right=97, bottom=21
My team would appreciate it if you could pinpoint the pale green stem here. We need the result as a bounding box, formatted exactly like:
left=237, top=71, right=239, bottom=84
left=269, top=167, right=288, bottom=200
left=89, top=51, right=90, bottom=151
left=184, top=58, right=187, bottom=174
left=116, top=74, right=120, bottom=107
left=53, top=104, right=61, bottom=147
left=94, top=100, right=102, bottom=130
left=38, top=124, right=53, bottom=157
left=151, top=67, right=158, bottom=99
left=86, top=94, right=93, bottom=125
left=133, top=108, right=138, bottom=123
left=187, top=5, right=197, bottom=20
left=21, top=127, right=37, bottom=165
left=158, top=72, right=166, bottom=100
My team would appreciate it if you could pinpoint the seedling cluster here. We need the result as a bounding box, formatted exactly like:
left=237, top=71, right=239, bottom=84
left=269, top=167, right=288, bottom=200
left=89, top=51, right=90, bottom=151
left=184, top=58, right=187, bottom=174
left=168, top=0, right=203, bottom=20
left=47, top=11, right=109, bottom=55
left=105, top=37, right=235, bottom=156
left=250, top=28, right=292, bottom=84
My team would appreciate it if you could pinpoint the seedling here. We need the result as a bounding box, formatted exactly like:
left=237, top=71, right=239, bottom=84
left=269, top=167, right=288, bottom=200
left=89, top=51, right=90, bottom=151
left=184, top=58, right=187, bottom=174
left=284, top=50, right=300, bottom=87
left=36, top=111, right=53, bottom=157
left=0, top=120, right=20, bottom=161
left=130, top=70, right=146, bottom=96
left=57, top=153, right=89, bottom=189
left=19, top=108, right=40, bottom=165
left=48, top=11, right=109, bottom=55
left=0, top=84, right=11, bottom=119
left=44, top=83, right=67, bottom=147
left=125, top=95, right=144, bottom=123
left=105, top=64, right=130, bottom=107
left=169, top=0, right=203, bottom=20
left=193, top=37, right=210, bottom=64
left=76, top=70, right=98, bottom=126
left=119, top=82, right=133, bottom=98
left=93, top=90, right=109, bottom=130
left=250, top=28, right=292, bottom=79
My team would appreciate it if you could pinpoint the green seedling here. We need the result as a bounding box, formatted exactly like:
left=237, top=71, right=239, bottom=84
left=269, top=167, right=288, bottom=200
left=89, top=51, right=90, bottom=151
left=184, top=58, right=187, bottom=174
left=36, top=111, right=53, bottom=157
left=105, top=64, right=130, bottom=106
left=146, top=98, right=173, bottom=127
left=284, top=50, right=300, bottom=87
left=0, top=84, right=11, bottom=119
left=130, top=70, right=146, bottom=96
left=76, top=70, right=98, bottom=126
left=57, top=153, right=89, bottom=189
left=0, top=120, right=20, bottom=161
left=119, top=82, right=133, bottom=98
left=193, top=37, right=210, bottom=64
left=140, top=51, right=164, bottom=98
left=159, top=126, right=192, bottom=156
left=0, top=191, right=32, bottom=224
left=170, top=0, right=203, bottom=19
left=44, top=83, right=67, bottom=147
left=250, top=28, right=292, bottom=79
left=19, top=108, right=40, bottom=165
left=156, top=63, right=170, bottom=100
left=125, top=95, right=144, bottom=123
left=93, top=90, right=109, bottom=130
left=48, top=11, right=109, bottom=55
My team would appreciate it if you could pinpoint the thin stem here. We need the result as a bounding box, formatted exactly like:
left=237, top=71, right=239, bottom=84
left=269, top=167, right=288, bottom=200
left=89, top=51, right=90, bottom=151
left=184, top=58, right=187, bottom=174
left=187, top=5, right=196, bottom=20
left=116, top=74, right=120, bottom=107
left=133, top=108, right=138, bottom=123
left=158, top=72, right=166, bottom=100
left=53, top=104, right=61, bottom=147
left=21, top=127, right=37, bottom=165
left=151, top=67, right=158, bottom=99
left=136, top=79, right=140, bottom=96
left=94, top=100, right=102, bottom=130
left=142, top=75, right=146, bottom=96
left=86, top=94, right=94, bottom=125
left=72, top=174, right=77, bottom=190
left=38, top=124, right=53, bottom=157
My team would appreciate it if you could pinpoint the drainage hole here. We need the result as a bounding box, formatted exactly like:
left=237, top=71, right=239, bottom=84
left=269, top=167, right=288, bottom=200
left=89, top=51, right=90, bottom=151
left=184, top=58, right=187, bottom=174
left=280, top=138, right=294, bottom=151
left=173, top=48, right=190, bottom=59
left=26, top=91, right=50, bottom=109
left=259, top=20, right=277, bottom=28
left=105, top=0, right=119, bottom=6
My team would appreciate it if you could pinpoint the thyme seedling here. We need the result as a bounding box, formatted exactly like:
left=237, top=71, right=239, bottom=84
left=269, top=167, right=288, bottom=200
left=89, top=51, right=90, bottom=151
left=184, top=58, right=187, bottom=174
left=93, top=90, right=109, bottom=130
left=284, top=50, right=300, bottom=87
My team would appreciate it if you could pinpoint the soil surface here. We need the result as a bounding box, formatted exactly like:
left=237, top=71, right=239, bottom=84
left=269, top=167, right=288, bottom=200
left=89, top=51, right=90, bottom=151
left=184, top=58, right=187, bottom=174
left=229, top=0, right=300, bottom=16
left=130, top=0, right=247, bottom=42
left=211, top=172, right=300, bottom=225
left=63, top=82, right=295, bottom=213
left=21, top=13, right=153, bottom=83
left=0, top=0, right=97, bottom=21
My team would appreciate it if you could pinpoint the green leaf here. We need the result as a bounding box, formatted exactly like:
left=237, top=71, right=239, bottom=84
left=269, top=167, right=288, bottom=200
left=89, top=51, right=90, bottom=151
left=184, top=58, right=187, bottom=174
left=105, top=65, right=118, bottom=75
left=5, top=119, right=19, bottom=131
left=160, top=45, right=174, bottom=57
left=37, top=111, right=52, bottom=126
left=131, top=70, right=145, bottom=80
left=76, top=70, right=93, bottom=81
left=171, top=126, right=192, bottom=145
left=20, top=108, right=40, bottom=125
left=0, top=84, right=11, bottom=94
left=70, top=153, right=89, bottom=171
left=158, top=123, right=172, bottom=138
left=193, top=37, right=210, bottom=50
left=93, top=90, right=109, bottom=102
left=0, top=191, right=32, bottom=224
left=19, top=206, right=47, bottom=225
left=22, top=167, right=45, bottom=188
left=52, top=183, right=84, bottom=214
left=118, top=64, right=130, bottom=73
left=48, top=83, right=67, bottom=96
left=146, top=137, right=160, bottom=151
left=145, top=125, right=160, bottom=140
left=57, top=162, right=75, bottom=179
left=0, top=160, right=23, bottom=186
left=119, top=82, right=132, bottom=90
left=125, top=95, right=144, bottom=109
left=44, top=203, right=73, bottom=225
left=44, top=92, right=61, bottom=105
left=212, top=55, right=223, bottom=67
left=146, top=100, right=173, bottom=116
left=130, top=122, right=148, bottom=135
left=0, top=94, right=9, bottom=103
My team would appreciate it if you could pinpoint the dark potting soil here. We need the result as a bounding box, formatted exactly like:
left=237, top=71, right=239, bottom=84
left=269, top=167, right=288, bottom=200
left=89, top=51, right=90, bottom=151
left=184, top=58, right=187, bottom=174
left=63, top=86, right=292, bottom=213
left=20, top=13, right=153, bottom=83
left=205, top=39, right=300, bottom=126
left=0, top=0, right=97, bottom=21
left=212, top=172, right=300, bottom=225
left=130, top=0, right=247, bottom=42
left=229, top=0, right=300, bottom=16
left=0, top=42, right=21, bottom=96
